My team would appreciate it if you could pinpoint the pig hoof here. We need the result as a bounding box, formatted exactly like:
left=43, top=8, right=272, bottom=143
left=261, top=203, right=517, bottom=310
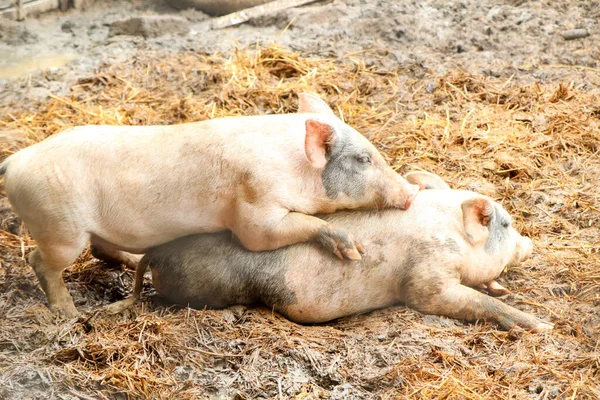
left=105, top=297, right=137, bottom=314
left=531, top=321, right=554, bottom=333
left=476, top=281, right=510, bottom=297
left=344, top=248, right=362, bottom=261
left=355, top=242, right=366, bottom=255
left=50, top=302, right=80, bottom=319
left=487, top=288, right=510, bottom=297
left=332, top=247, right=345, bottom=260
left=314, top=227, right=363, bottom=261
left=486, top=280, right=510, bottom=297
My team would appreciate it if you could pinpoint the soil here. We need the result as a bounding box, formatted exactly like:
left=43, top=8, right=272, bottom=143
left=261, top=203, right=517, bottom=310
left=0, top=0, right=599, bottom=399
left=1, top=0, right=599, bottom=105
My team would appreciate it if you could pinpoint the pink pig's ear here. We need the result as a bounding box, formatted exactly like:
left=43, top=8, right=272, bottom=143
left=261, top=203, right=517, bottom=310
left=298, top=93, right=335, bottom=116
left=305, top=119, right=334, bottom=169
left=462, top=197, right=494, bottom=246
left=404, top=171, right=451, bottom=190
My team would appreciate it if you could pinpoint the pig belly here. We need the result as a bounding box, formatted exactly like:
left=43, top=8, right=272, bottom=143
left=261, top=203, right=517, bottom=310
left=278, top=244, right=401, bottom=323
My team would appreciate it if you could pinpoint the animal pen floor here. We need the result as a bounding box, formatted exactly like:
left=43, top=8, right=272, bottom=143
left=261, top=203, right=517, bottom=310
left=0, top=0, right=599, bottom=399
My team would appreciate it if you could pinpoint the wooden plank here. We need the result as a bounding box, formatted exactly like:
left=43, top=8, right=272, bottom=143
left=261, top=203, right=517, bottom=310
left=16, top=0, right=24, bottom=20
left=0, top=0, right=14, bottom=9
left=0, top=0, right=59, bottom=19
left=209, top=0, right=318, bottom=29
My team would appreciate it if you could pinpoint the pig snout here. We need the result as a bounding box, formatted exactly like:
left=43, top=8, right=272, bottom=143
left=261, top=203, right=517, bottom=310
left=519, top=237, right=533, bottom=262
left=385, top=176, right=420, bottom=210
left=507, top=235, right=533, bottom=269
left=403, top=183, right=420, bottom=209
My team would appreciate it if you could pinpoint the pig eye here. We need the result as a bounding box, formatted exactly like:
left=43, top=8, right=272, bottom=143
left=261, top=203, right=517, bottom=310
left=357, top=155, right=372, bottom=164
left=501, top=220, right=510, bottom=228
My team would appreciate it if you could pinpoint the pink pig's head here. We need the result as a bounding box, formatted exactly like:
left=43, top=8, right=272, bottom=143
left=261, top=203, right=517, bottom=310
left=298, top=93, right=419, bottom=211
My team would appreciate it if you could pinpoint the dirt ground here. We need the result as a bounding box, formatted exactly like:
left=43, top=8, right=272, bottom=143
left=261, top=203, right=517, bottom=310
left=0, top=0, right=599, bottom=399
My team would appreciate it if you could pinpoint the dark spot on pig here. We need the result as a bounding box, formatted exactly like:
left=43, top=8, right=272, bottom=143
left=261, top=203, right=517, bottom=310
left=469, top=292, right=540, bottom=330
left=144, top=232, right=297, bottom=312
left=484, top=204, right=511, bottom=254
left=395, top=238, right=463, bottom=310
left=359, top=247, right=387, bottom=268
left=443, top=238, right=461, bottom=254
left=401, top=274, right=445, bottom=313
left=395, top=238, right=437, bottom=278
left=321, top=125, right=370, bottom=200
left=372, top=238, right=386, bottom=247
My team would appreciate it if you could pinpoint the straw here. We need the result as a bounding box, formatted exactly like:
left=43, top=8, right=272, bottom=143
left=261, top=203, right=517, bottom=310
left=0, top=44, right=598, bottom=398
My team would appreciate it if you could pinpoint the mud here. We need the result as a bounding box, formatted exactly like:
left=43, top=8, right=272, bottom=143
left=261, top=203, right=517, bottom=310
left=1, top=0, right=599, bottom=110
left=0, top=1, right=599, bottom=399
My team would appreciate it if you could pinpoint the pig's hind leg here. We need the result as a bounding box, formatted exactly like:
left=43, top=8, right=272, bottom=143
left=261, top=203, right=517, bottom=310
left=28, top=235, right=89, bottom=318
left=412, top=284, right=553, bottom=332
left=90, top=242, right=142, bottom=270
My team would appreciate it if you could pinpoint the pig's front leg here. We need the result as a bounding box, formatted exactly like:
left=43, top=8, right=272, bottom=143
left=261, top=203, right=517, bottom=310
left=413, top=284, right=553, bottom=332
left=233, top=211, right=363, bottom=260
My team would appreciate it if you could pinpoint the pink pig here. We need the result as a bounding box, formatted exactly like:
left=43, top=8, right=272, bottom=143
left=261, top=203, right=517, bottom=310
left=0, top=93, right=418, bottom=317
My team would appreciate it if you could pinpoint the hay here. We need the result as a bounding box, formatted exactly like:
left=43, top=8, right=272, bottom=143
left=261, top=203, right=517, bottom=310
left=0, top=44, right=599, bottom=398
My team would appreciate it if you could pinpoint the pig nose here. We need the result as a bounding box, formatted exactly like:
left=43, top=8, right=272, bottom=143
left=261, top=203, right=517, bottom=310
left=521, top=237, right=533, bottom=261
left=403, top=184, right=420, bottom=210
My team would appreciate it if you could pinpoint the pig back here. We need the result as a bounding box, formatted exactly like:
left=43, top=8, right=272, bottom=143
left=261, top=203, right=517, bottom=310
left=4, top=114, right=318, bottom=250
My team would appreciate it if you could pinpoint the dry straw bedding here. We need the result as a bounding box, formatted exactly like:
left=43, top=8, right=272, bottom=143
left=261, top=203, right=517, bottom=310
left=0, top=45, right=598, bottom=399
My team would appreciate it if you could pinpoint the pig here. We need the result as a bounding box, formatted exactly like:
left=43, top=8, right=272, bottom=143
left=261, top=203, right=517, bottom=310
left=121, top=171, right=553, bottom=332
left=0, top=93, right=419, bottom=317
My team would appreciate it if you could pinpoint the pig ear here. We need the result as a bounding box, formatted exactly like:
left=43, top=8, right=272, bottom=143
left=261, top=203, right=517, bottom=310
left=297, top=93, right=336, bottom=116
left=305, top=119, right=334, bottom=169
left=462, top=197, right=494, bottom=246
left=404, top=171, right=451, bottom=190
